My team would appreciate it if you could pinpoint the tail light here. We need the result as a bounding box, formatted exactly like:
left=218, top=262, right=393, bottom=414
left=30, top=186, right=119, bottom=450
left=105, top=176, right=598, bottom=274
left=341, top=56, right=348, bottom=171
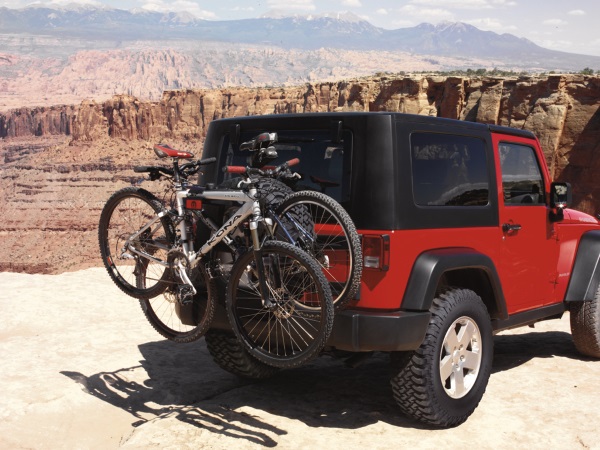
left=362, top=234, right=390, bottom=271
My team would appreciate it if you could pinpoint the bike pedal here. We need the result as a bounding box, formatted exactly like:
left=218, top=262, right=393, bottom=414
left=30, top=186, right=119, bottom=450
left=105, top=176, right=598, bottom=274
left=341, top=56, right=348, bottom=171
left=178, top=284, right=195, bottom=305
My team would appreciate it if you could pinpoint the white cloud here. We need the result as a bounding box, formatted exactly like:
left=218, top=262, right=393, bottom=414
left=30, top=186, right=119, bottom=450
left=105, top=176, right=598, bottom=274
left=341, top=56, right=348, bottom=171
left=465, top=17, right=516, bottom=31
left=568, top=9, right=585, bottom=16
left=45, top=0, right=103, bottom=6
left=230, top=6, right=255, bottom=12
left=542, top=19, right=568, bottom=26
left=400, top=5, right=455, bottom=21
left=266, top=0, right=316, bottom=12
left=341, top=0, right=362, bottom=6
left=410, top=0, right=491, bottom=10
left=140, top=0, right=216, bottom=19
left=376, top=8, right=388, bottom=15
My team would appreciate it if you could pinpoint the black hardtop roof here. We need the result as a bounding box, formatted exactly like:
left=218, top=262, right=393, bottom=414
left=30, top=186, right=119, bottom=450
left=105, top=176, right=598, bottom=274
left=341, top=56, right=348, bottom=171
left=211, top=112, right=536, bottom=139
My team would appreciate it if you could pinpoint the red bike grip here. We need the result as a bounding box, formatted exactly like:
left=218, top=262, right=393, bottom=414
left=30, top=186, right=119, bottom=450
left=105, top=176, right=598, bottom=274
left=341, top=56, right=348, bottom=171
left=224, top=166, right=247, bottom=174
left=287, top=158, right=300, bottom=167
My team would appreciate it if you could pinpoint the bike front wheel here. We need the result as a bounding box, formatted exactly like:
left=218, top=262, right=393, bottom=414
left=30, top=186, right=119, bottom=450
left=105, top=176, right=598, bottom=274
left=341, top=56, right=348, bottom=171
left=273, top=190, right=362, bottom=311
left=226, top=241, right=334, bottom=369
left=98, top=187, right=175, bottom=299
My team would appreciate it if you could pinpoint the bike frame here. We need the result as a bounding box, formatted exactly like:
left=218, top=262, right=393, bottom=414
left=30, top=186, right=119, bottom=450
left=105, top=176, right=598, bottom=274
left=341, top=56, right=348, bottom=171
left=123, top=174, right=274, bottom=304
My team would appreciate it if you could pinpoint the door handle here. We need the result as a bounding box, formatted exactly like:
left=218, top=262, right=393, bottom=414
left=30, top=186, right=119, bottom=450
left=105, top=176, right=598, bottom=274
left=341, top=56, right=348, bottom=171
left=502, top=223, right=522, bottom=233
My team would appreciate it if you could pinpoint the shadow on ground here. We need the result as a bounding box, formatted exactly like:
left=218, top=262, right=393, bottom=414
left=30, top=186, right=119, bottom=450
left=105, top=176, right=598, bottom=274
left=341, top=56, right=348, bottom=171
left=61, top=328, right=586, bottom=445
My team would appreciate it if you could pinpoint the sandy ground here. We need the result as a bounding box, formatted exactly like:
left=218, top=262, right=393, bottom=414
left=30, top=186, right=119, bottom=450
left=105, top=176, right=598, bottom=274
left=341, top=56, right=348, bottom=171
left=1, top=268, right=599, bottom=449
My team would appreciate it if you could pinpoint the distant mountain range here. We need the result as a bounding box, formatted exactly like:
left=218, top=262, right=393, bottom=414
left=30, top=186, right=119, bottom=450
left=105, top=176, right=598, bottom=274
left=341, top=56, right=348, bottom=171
left=1, top=5, right=598, bottom=65
left=1, top=5, right=599, bottom=110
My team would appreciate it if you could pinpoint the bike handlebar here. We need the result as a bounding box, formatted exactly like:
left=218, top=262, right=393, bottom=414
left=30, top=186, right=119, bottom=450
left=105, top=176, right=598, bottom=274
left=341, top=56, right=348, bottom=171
left=223, top=158, right=300, bottom=177
left=133, top=156, right=217, bottom=180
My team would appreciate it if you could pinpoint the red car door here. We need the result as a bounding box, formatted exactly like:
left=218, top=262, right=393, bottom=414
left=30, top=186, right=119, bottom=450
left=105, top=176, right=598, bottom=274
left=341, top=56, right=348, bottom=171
left=492, top=133, right=559, bottom=314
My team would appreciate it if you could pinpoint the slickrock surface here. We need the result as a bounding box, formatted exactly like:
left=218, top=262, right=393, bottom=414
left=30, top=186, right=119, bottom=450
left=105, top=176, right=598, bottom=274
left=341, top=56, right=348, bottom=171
left=0, top=268, right=598, bottom=449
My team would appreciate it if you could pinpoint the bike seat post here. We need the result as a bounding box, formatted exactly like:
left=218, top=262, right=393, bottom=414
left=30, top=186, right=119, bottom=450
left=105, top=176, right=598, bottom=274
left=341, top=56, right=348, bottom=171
left=247, top=180, right=262, bottom=251
left=172, top=158, right=181, bottom=185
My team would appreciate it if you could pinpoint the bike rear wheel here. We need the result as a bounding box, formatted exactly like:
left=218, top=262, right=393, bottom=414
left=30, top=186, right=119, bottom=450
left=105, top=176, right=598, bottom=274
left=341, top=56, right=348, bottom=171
left=226, top=241, right=334, bottom=369
left=98, top=187, right=175, bottom=299
left=139, top=264, right=216, bottom=343
left=273, top=190, right=362, bottom=311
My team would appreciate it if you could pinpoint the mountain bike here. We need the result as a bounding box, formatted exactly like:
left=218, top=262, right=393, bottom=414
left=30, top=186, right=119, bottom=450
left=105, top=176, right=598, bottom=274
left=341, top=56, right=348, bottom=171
left=98, top=144, right=334, bottom=367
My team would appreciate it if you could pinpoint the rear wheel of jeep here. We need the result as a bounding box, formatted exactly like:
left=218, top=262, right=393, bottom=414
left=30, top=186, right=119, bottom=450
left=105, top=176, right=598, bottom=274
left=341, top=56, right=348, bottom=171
left=205, top=329, right=280, bottom=379
left=570, top=285, right=600, bottom=358
left=390, top=288, right=493, bottom=427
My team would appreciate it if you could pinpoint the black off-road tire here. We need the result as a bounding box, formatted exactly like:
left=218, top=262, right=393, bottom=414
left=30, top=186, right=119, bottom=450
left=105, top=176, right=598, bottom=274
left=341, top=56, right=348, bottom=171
left=218, top=177, right=292, bottom=209
left=570, top=286, right=600, bottom=358
left=205, top=329, right=280, bottom=379
left=99, top=187, right=175, bottom=300
left=390, top=288, right=493, bottom=427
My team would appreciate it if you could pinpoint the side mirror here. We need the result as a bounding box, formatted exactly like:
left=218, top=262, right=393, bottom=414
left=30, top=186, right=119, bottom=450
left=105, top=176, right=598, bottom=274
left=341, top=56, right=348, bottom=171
left=550, top=182, right=572, bottom=209
left=550, top=182, right=572, bottom=221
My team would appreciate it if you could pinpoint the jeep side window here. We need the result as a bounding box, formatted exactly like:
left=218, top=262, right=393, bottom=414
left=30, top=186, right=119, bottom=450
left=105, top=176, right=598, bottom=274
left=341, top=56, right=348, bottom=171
left=499, top=143, right=545, bottom=205
left=410, top=133, right=489, bottom=207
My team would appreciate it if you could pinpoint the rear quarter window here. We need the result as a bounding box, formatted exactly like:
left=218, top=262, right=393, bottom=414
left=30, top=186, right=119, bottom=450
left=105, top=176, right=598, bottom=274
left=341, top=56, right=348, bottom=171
left=411, top=132, right=489, bottom=207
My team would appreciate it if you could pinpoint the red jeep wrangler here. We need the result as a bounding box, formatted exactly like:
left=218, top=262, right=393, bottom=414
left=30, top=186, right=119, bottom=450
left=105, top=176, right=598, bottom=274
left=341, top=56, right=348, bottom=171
left=199, top=112, right=600, bottom=427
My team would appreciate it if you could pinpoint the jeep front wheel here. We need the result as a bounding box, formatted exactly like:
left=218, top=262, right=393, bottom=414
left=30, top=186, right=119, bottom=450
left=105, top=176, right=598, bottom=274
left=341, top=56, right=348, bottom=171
left=570, top=285, right=600, bottom=358
left=390, top=288, right=493, bottom=427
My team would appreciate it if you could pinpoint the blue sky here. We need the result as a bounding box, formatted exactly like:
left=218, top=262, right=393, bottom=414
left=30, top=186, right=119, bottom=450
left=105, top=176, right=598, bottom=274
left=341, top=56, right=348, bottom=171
left=2, top=0, right=600, bottom=56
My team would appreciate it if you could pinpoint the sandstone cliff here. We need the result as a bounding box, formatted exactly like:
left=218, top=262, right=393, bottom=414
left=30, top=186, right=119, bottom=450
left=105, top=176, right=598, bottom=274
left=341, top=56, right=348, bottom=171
left=67, top=74, right=600, bottom=199
left=1, top=74, right=599, bottom=274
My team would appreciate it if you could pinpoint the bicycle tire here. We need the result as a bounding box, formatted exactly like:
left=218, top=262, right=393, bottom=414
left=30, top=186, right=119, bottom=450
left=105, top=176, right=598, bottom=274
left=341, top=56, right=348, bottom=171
left=273, top=190, right=362, bottom=311
left=139, top=264, right=217, bottom=343
left=226, top=240, right=334, bottom=369
left=98, top=187, right=175, bottom=299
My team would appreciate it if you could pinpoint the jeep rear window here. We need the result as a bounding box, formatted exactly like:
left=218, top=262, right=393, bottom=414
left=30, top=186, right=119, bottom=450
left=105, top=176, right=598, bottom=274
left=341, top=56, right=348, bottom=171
left=219, top=129, right=352, bottom=204
left=410, top=133, right=489, bottom=207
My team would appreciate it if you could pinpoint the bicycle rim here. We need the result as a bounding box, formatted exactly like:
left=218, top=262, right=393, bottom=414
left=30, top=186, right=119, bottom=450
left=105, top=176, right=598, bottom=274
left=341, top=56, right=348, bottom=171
left=139, top=264, right=216, bottom=343
left=226, top=241, right=333, bottom=368
left=274, top=191, right=362, bottom=310
left=99, top=188, right=173, bottom=299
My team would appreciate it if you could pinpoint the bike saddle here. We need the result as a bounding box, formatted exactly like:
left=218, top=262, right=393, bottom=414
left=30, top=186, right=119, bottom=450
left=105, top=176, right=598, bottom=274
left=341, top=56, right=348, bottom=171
left=154, top=143, right=194, bottom=159
left=239, top=132, right=278, bottom=151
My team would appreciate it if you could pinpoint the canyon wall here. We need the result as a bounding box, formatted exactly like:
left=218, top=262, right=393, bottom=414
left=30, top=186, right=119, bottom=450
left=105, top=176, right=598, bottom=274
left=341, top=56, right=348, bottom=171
left=4, top=75, right=599, bottom=185
left=1, top=74, right=600, bottom=273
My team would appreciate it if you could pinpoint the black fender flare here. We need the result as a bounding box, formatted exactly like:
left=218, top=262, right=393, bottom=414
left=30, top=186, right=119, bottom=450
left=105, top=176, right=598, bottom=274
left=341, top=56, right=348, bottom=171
left=401, top=247, right=508, bottom=319
left=564, top=230, right=600, bottom=302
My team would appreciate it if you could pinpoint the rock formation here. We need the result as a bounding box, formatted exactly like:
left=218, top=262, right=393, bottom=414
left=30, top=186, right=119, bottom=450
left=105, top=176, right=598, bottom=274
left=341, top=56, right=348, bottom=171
left=1, top=74, right=600, bottom=273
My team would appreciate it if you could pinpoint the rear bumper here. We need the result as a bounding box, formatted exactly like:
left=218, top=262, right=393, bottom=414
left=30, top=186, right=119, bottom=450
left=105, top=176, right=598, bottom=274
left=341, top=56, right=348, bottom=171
left=327, top=309, right=431, bottom=352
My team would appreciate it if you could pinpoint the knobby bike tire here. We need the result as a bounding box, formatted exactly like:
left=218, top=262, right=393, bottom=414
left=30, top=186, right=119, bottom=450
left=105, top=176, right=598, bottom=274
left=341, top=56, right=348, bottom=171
left=98, top=187, right=175, bottom=299
left=226, top=241, right=334, bottom=369
left=273, top=190, right=363, bottom=311
left=139, top=263, right=217, bottom=343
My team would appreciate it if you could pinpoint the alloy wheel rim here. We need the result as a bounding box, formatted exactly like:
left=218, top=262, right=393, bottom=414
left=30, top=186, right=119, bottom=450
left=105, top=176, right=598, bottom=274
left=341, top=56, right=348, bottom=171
left=439, top=316, right=483, bottom=399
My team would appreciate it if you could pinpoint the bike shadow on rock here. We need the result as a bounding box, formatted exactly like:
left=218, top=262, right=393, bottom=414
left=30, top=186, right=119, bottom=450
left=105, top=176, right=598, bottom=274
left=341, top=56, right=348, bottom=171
left=60, top=328, right=588, bottom=443
left=61, top=339, right=427, bottom=441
